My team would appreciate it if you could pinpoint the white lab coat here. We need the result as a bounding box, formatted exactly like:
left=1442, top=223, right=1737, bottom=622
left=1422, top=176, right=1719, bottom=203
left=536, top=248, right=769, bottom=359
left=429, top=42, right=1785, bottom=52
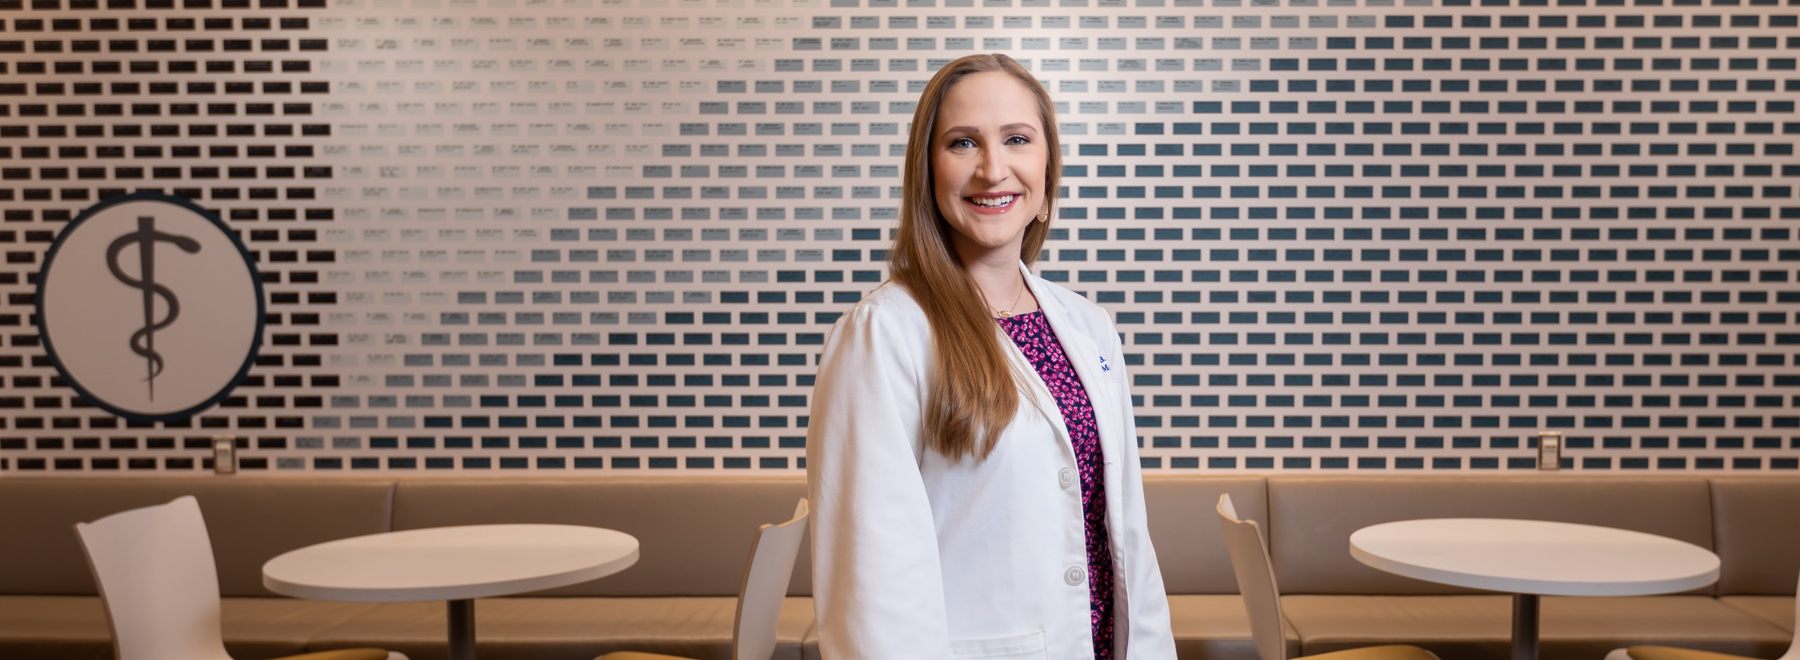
left=807, top=262, right=1177, bottom=660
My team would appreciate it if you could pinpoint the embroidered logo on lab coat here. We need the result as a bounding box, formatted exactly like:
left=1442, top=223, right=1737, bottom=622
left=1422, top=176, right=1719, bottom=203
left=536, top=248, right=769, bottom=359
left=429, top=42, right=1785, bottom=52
left=1099, top=355, right=1111, bottom=373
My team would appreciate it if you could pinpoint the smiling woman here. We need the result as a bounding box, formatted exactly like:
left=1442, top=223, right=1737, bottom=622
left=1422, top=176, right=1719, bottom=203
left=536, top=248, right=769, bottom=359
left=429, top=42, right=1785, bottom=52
left=806, top=54, right=1177, bottom=660
left=931, top=75, right=1052, bottom=262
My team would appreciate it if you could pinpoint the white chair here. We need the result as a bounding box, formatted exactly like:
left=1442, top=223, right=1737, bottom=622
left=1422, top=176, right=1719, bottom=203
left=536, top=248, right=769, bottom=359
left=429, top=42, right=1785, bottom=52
left=1217, top=494, right=1441, bottom=660
left=1606, top=574, right=1800, bottom=660
left=598, top=498, right=811, bottom=660
left=75, top=496, right=404, bottom=660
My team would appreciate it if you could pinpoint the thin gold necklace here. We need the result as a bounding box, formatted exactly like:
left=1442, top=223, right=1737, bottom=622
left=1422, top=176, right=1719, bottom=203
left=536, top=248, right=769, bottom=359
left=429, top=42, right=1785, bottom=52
left=991, top=279, right=1027, bottom=318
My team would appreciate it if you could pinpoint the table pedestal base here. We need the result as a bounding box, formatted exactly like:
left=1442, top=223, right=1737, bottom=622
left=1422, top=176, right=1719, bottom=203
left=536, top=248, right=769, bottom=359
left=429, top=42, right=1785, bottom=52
left=449, top=599, right=475, bottom=660
left=1512, top=594, right=1539, bottom=660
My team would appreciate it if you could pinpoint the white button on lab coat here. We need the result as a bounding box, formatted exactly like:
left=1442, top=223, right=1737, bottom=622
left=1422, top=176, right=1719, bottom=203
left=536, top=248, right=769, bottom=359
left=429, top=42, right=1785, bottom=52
left=807, top=263, right=1177, bottom=659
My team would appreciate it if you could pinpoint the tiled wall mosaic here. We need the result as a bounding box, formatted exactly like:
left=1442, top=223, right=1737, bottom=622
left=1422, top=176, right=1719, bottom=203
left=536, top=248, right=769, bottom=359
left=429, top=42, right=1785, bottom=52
left=3, top=0, right=1799, bottom=473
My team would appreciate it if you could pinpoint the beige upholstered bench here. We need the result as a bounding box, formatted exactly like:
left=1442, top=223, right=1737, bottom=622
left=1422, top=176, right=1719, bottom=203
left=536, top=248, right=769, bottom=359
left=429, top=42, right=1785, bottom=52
left=1265, top=476, right=1795, bottom=660
left=1, top=474, right=1795, bottom=660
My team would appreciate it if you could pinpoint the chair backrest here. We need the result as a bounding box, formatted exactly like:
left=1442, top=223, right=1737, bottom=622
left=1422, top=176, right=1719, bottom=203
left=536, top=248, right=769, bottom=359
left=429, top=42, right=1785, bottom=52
left=732, top=498, right=810, bottom=660
left=75, top=495, right=232, bottom=660
left=1217, top=494, right=1288, bottom=660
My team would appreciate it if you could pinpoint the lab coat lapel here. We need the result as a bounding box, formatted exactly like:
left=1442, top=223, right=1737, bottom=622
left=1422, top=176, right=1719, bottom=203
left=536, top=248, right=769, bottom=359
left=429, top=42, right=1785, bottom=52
left=1018, top=263, right=1118, bottom=464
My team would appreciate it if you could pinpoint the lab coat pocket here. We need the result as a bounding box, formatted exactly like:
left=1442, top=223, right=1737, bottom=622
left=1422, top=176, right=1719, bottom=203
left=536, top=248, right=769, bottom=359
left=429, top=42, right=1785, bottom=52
left=949, top=629, right=1048, bottom=658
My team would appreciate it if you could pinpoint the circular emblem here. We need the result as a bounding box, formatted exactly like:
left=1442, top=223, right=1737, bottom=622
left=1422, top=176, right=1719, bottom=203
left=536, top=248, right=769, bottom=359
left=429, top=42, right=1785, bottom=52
left=36, top=193, right=265, bottom=422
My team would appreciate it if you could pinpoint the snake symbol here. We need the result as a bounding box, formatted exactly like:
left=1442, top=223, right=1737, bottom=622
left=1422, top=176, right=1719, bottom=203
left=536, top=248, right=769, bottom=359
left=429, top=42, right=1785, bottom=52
left=106, top=217, right=201, bottom=401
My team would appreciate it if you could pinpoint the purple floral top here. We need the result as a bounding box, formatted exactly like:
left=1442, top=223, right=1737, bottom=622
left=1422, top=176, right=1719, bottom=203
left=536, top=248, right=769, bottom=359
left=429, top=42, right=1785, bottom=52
left=997, top=310, right=1115, bottom=660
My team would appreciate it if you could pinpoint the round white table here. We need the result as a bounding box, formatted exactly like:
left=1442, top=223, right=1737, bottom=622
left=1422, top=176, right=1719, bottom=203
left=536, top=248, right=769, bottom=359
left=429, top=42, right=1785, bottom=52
left=264, top=524, right=639, bottom=660
left=1350, top=518, right=1720, bottom=660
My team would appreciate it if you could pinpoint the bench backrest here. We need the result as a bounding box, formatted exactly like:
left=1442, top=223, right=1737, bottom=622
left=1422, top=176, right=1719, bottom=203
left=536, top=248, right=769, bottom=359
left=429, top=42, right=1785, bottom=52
left=1142, top=475, right=1268, bottom=594
left=1711, top=477, right=1800, bottom=596
left=1266, top=475, right=1715, bottom=595
left=391, top=477, right=811, bottom=597
left=0, top=478, right=395, bottom=597
left=8, top=473, right=1794, bottom=599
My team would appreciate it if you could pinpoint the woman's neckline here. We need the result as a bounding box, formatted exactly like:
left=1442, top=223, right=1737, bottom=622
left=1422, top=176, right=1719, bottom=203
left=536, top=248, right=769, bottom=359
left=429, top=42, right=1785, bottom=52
left=995, top=309, right=1045, bottom=322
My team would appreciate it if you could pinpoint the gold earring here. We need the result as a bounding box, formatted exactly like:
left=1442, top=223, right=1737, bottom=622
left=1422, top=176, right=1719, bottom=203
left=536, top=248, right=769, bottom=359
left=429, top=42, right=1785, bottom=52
left=1035, top=210, right=1050, bottom=223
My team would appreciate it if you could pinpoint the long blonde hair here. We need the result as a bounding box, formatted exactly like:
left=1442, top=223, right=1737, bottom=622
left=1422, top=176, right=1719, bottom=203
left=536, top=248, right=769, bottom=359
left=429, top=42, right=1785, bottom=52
left=888, top=53, right=1063, bottom=461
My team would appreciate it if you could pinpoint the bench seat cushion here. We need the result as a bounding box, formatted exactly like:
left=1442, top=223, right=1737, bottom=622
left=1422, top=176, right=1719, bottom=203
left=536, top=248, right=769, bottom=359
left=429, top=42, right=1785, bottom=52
left=1283, top=595, right=1790, bottom=660
left=309, top=597, right=813, bottom=660
left=1720, top=596, right=1795, bottom=633
left=1169, top=594, right=1297, bottom=660
left=223, top=599, right=392, bottom=659
left=0, top=596, right=383, bottom=660
left=0, top=596, right=111, bottom=660
left=797, top=596, right=1282, bottom=660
